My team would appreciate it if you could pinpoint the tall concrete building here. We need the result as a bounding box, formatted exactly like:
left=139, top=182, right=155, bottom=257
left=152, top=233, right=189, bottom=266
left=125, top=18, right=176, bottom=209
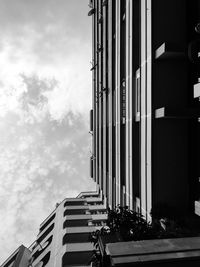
left=3, top=0, right=200, bottom=266
left=89, top=0, right=200, bottom=220
left=1, top=190, right=107, bottom=267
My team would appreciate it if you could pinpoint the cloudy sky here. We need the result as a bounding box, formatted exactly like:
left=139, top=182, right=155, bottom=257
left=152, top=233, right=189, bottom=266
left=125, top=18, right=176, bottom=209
left=0, top=0, right=95, bottom=263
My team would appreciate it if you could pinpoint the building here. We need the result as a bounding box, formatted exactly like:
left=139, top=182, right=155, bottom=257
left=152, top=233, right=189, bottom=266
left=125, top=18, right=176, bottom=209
left=3, top=0, right=200, bottom=266
left=1, top=190, right=107, bottom=267
left=2, top=190, right=200, bottom=267
left=1, top=246, right=31, bottom=267
left=89, top=0, right=200, bottom=220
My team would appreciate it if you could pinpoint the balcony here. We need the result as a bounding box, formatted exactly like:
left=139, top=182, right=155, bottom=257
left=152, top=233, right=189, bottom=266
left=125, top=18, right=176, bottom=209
left=106, top=237, right=200, bottom=266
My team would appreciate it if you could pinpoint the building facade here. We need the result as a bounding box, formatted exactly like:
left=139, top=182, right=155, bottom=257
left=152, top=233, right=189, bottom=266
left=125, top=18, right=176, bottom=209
left=3, top=0, right=200, bottom=266
left=1, top=190, right=107, bottom=267
left=89, top=0, right=200, bottom=220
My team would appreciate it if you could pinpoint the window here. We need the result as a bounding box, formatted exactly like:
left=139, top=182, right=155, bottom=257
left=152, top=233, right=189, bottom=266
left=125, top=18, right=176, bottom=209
left=32, top=236, right=53, bottom=262
left=63, top=219, right=89, bottom=228
left=64, top=209, right=87, bottom=216
left=88, top=220, right=106, bottom=226
left=87, top=201, right=102, bottom=205
left=39, top=213, right=55, bottom=233
left=62, top=251, right=93, bottom=266
left=121, top=79, right=126, bottom=124
left=90, top=109, right=93, bottom=132
left=37, top=223, right=54, bottom=244
left=135, top=69, right=141, bottom=122
left=90, top=210, right=106, bottom=215
left=63, top=233, right=90, bottom=245
left=36, top=251, right=51, bottom=267
left=64, top=201, right=86, bottom=207
left=90, top=156, right=93, bottom=178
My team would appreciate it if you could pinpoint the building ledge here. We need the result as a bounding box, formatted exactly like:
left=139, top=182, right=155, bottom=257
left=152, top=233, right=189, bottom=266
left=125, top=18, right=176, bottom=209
left=155, top=42, right=185, bottom=60
left=194, top=82, right=200, bottom=98
left=195, top=201, right=200, bottom=216
left=155, top=107, right=200, bottom=119
left=106, top=237, right=200, bottom=266
left=66, top=226, right=102, bottom=234
left=63, top=243, right=94, bottom=253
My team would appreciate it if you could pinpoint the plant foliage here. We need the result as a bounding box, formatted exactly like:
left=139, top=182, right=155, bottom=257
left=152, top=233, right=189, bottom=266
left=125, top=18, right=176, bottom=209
left=90, top=205, right=197, bottom=247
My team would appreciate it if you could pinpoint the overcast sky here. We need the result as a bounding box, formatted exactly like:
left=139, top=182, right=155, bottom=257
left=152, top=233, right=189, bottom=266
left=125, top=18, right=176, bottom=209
left=0, top=0, right=95, bottom=263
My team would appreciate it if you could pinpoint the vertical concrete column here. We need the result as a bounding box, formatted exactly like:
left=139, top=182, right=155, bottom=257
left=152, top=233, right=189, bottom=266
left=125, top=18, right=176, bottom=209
left=125, top=0, right=133, bottom=209
left=92, top=0, right=96, bottom=182
left=95, top=0, right=99, bottom=186
left=108, top=0, right=113, bottom=208
left=98, top=0, right=103, bottom=190
left=146, top=0, right=152, bottom=220
left=140, top=0, right=152, bottom=220
left=103, top=0, right=107, bottom=197
left=115, top=0, right=121, bottom=206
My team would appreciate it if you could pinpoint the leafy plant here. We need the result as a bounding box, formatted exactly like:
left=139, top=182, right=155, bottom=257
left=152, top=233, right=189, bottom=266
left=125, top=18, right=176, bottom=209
left=89, top=205, right=199, bottom=267
left=90, top=226, right=111, bottom=249
left=89, top=250, right=102, bottom=267
left=107, top=205, right=153, bottom=241
left=91, top=205, right=198, bottom=246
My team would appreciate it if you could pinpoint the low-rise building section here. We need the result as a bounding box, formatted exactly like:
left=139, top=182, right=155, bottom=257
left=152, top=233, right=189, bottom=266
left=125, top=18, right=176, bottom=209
left=1, top=190, right=106, bottom=267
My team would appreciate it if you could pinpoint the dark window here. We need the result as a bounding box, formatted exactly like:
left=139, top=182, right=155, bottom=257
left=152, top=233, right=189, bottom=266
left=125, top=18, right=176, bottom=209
left=87, top=201, right=102, bottom=205
left=90, top=220, right=106, bottom=226
left=37, top=223, right=54, bottom=244
left=62, top=251, right=93, bottom=266
left=39, top=213, right=55, bottom=233
left=63, top=220, right=89, bottom=228
left=37, top=251, right=51, bottom=267
left=90, top=156, right=93, bottom=178
left=90, top=210, right=106, bottom=215
left=64, top=209, right=87, bottom=216
left=64, top=201, right=85, bottom=207
left=32, top=236, right=53, bottom=262
left=90, top=109, right=93, bottom=131
left=135, top=69, right=141, bottom=122
left=121, top=79, right=126, bottom=124
left=63, top=233, right=90, bottom=245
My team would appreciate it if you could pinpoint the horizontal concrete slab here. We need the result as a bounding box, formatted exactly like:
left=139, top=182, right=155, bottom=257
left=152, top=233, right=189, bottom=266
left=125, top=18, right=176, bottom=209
left=63, top=242, right=94, bottom=252
left=65, top=226, right=102, bottom=234
left=91, top=214, right=108, bottom=220
left=65, top=214, right=92, bottom=220
left=65, top=205, right=88, bottom=210
left=106, top=237, right=200, bottom=266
